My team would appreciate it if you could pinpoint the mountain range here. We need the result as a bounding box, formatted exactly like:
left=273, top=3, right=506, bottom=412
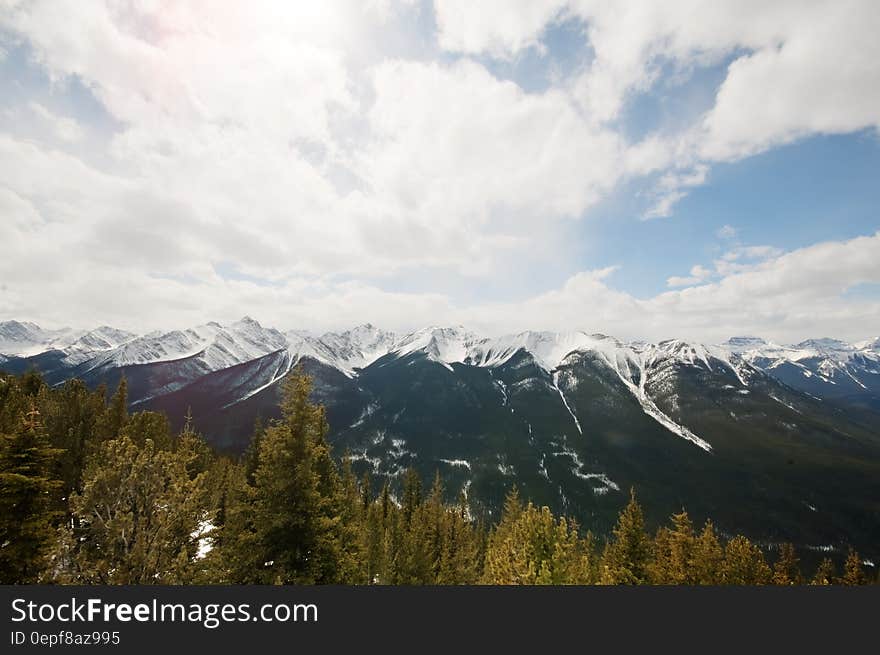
left=2, top=317, right=879, bottom=561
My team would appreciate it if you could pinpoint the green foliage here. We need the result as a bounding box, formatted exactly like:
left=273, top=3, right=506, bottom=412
left=121, top=410, right=173, bottom=450
left=649, top=511, right=694, bottom=584
left=482, top=488, right=595, bottom=584
left=95, top=377, right=128, bottom=442
left=836, top=549, right=868, bottom=585
left=221, top=371, right=360, bottom=584
left=0, top=369, right=876, bottom=586
left=385, top=472, right=483, bottom=585
left=38, top=379, right=105, bottom=503
left=811, top=557, right=835, bottom=585
left=771, top=543, right=804, bottom=585
left=56, top=430, right=209, bottom=584
left=648, top=512, right=725, bottom=585
left=600, top=488, right=653, bottom=584
left=690, top=521, right=724, bottom=585
left=0, top=405, right=62, bottom=583
left=720, top=536, right=771, bottom=585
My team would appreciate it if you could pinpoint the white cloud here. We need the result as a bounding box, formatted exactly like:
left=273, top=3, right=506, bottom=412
left=361, top=59, right=624, bottom=230
left=0, top=1, right=878, bottom=342
left=716, top=224, right=737, bottom=239
left=494, top=232, right=880, bottom=342
left=433, top=1, right=880, bottom=214
left=434, top=0, right=569, bottom=58
left=667, top=264, right=712, bottom=288
left=714, top=245, right=785, bottom=275
left=643, top=191, right=685, bottom=220
left=28, top=102, right=84, bottom=142
left=0, top=2, right=637, bottom=291
left=700, top=5, right=880, bottom=161
left=667, top=246, right=786, bottom=286
left=643, top=163, right=708, bottom=218
left=722, top=246, right=784, bottom=262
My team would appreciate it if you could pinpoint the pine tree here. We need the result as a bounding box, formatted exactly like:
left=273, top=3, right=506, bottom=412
left=600, top=488, right=652, bottom=584
left=56, top=432, right=207, bottom=584
left=243, top=416, right=265, bottom=486
left=721, top=536, right=771, bottom=585
left=380, top=478, right=392, bottom=523
left=360, top=471, right=372, bottom=514
left=0, top=372, right=33, bottom=433
left=362, top=478, right=394, bottom=583
left=437, top=491, right=482, bottom=584
left=771, top=543, right=804, bottom=585
left=810, top=558, right=835, bottom=585
left=364, top=497, right=389, bottom=583
left=649, top=511, right=695, bottom=584
left=175, top=415, right=213, bottom=480
left=214, top=462, right=261, bottom=583
left=96, top=377, right=128, bottom=441
left=401, top=468, right=422, bottom=525
left=243, top=371, right=360, bottom=584
left=423, top=473, right=447, bottom=581
left=836, top=549, right=868, bottom=585
left=121, top=410, right=173, bottom=450
left=19, top=370, right=45, bottom=398
left=39, top=378, right=105, bottom=505
left=483, top=489, right=594, bottom=585
left=390, top=473, right=435, bottom=584
left=339, top=455, right=369, bottom=584
left=690, top=521, right=723, bottom=585
left=0, top=406, right=61, bottom=583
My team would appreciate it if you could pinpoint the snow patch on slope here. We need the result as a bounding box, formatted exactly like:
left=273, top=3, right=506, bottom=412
left=552, top=370, right=583, bottom=436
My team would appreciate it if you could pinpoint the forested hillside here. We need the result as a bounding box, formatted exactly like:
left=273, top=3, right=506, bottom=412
left=0, top=369, right=875, bottom=586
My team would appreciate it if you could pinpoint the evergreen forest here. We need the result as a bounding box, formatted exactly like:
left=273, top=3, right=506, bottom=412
left=1, top=368, right=875, bottom=586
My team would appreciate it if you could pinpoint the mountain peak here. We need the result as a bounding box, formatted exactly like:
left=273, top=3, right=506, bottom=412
left=391, top=325, right=478, bottom=365
left=0, top=319, right=42, bottom=335
left=306, top=324, right=397, bottom=374
left=726, top=335, right=767, bottom=345
left=855, top=336, right=880, bottom=351
left=794, top=337, right=851, bottom=353
left=724, top=336, right=768, bottom=353
left=0, top=320, right=82, bottom=356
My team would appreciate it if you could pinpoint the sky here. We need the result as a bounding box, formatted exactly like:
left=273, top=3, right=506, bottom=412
left=0, top=0, right=879, bottom=343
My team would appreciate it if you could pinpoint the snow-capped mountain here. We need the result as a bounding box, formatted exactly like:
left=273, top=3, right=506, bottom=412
left=723, top=336, right=769, bottom=352
left=0, top=320, right=84, bottom=357
left=467, top=331, right=627, bottom=371
left=3, top=317, right=880, bottom=421
left=855, top=336, right=880, bottom=352
left=60, top=326, right=137, bottom=365
left=314, top=324, right=398, bottom=373
left=2, top=317, right=879, bottom=560
left=722, top=335, right=880, bottom=403
left=3, top=318, right=878, bottom=410
left=89, top=317, right=288, bottom=371
left=388, top=326, right=480, bottom=369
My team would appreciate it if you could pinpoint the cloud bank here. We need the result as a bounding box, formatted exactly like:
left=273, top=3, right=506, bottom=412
left=0, top=1, right=878, bottom=342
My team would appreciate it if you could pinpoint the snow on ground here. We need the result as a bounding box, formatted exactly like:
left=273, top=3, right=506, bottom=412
left=438, top=458, right=471, bottom=470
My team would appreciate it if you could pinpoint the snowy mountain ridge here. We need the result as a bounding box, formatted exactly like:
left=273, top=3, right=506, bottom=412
left=3, top=318, right=878, bottom=384
left=4, top=318, right=878, bottom=557
left=0, top=320, right=87, bottom=357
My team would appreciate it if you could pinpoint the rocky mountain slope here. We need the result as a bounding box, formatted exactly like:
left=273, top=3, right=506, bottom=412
left=2, top=318, right=879, bottom=560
